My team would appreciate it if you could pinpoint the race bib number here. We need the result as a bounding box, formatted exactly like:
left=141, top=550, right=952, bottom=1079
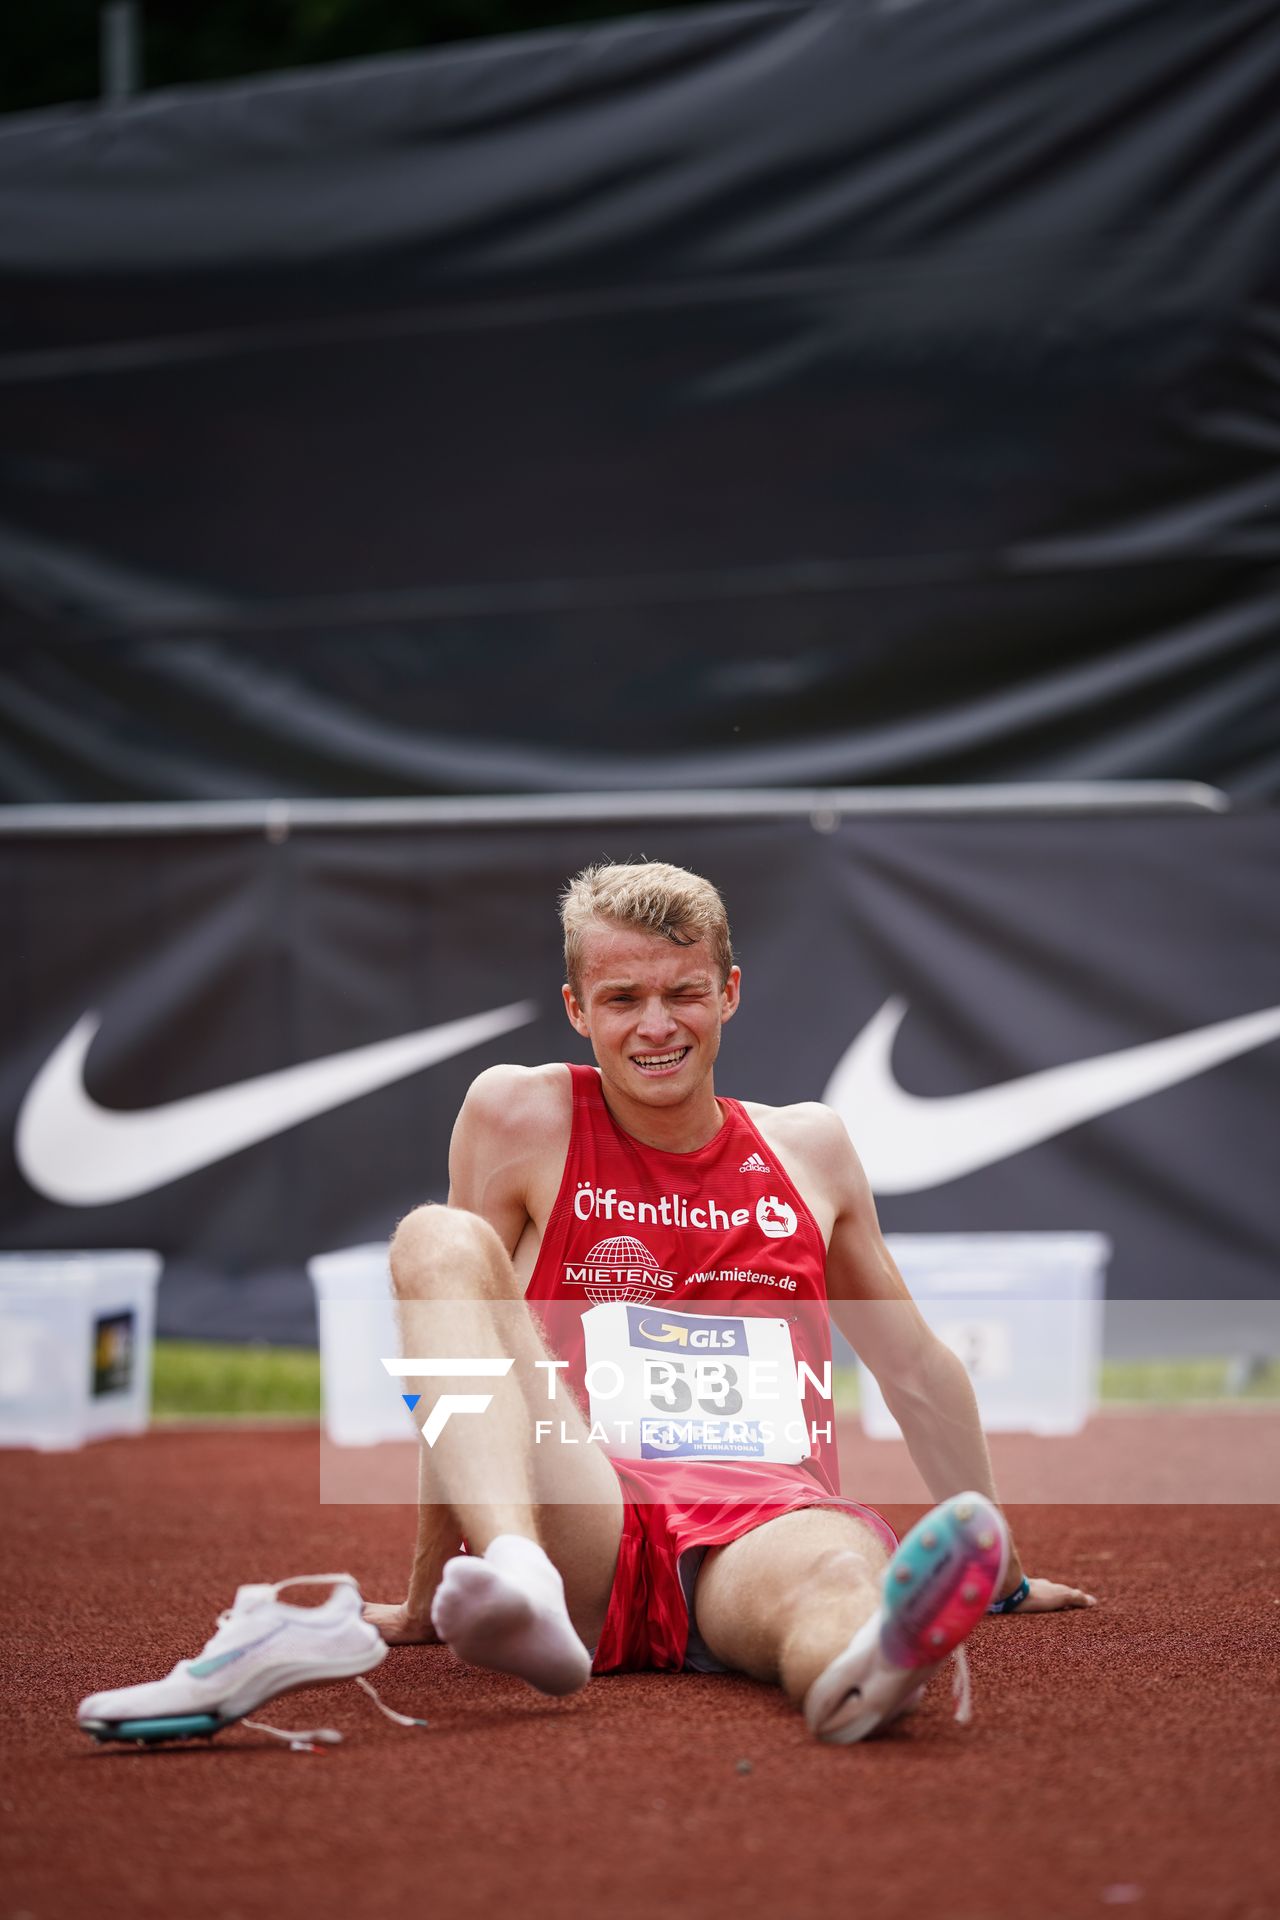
left=581, top=1302, right=810, bottom=1463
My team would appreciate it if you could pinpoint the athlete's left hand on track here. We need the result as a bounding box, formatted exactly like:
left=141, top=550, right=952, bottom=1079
left=363, top=1600, right=441, bottom=1644
left=1015, top=1578, right=1097, bottom=1611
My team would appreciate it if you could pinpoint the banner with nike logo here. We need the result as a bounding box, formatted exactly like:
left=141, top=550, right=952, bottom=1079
left=1, top=811, right=1276, bottom=1341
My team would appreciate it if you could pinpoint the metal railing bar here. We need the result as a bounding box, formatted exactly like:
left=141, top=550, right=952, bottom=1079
left=0, top=782, right=1229, bottom=836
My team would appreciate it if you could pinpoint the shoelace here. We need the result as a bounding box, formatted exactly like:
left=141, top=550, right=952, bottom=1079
left=950, top=1645, right=973, bottom=1726
left=242, top=1675, right=430, bottom=1753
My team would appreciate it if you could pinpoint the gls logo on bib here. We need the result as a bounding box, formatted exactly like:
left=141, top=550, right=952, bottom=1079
left=627, top=1307, right=743, bottom=1352
left=756, top=1195, right=797, bottom=1239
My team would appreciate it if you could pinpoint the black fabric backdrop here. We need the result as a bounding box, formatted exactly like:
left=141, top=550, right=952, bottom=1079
left=2, top=811, right=1276, bottom=1340
left=2, top=0, right=1279, bottom=799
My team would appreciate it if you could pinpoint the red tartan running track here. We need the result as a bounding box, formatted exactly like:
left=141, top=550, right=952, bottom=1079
left=3, top=1418, right=1279, bottom=1920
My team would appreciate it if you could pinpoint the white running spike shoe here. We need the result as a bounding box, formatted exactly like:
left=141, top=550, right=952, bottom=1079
left=78, top=1573, right=387, bottom=1744
left=804, top=1492, right=1010, bottom=1745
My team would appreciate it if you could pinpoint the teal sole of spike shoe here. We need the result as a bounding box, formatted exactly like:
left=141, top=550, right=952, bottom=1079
left=81, top=1713, right=225, bottom=1744
left=880, top=1493, right=1009, bottom=1670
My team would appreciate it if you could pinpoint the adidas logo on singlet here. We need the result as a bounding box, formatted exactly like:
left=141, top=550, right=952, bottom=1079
left=739, top=1152, right=771, bottom=1174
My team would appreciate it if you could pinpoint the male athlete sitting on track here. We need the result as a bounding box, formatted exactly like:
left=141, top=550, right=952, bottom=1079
left=363, top=861, right=1094, bottom=1744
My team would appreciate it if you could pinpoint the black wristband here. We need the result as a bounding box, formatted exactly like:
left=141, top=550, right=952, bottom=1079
left=988, top=1575, right=1031, bottom=1614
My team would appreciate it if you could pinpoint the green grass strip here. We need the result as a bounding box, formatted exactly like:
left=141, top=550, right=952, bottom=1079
left=1101, top=1357, right=1280, bottom=1403
left=836, top=1358, right=1280, bottom=1414
left=153, top=1340, right=321, bottom=1416
left=152, top=1342, right=1280, bottom=1419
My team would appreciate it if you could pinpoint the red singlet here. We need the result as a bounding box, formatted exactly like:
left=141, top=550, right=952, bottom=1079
left=526, top=1065, right=895, bottom=1673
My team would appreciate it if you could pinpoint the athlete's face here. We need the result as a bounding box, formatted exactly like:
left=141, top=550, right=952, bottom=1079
left=562, top=923, right=740, bottom=1109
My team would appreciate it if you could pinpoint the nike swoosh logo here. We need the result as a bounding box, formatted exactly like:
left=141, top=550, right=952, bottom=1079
left=187, top=1622, right=287, bottom=1678
left=823, top=997, right=1280, bottom=1194
left=16, top=1001, right=537, bottom=1206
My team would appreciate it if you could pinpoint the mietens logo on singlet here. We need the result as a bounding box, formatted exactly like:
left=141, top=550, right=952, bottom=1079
left=564, top=1236, right=677, bottom=1304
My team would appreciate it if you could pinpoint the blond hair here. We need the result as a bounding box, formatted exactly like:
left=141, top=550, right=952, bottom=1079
left=560, top=861, right=734, bottom=996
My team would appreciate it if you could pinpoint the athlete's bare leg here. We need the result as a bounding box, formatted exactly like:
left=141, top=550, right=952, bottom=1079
left=381, top=1203, right=623, bottom=1689
left=691, top=1507, right=891, bottom=1705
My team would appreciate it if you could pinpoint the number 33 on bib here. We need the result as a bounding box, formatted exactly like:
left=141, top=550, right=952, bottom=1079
left=581, top=1303, right=817, bottom=1463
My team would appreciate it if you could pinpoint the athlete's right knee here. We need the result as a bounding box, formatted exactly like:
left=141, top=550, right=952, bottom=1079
left=389, top=1204, right=511, bottom=1299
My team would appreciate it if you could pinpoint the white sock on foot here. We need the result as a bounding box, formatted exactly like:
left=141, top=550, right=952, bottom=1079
left=430, top=1535, right=591, bottom=1697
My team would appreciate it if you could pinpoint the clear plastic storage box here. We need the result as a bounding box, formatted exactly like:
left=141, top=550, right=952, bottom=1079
left=308, top=1244, right=414, bottom=1446
left=857, top=1232, right=1110, bottom=1438
left=0, top=1250, right=162, bottom=1449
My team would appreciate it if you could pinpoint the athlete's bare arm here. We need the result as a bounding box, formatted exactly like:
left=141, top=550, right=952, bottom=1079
left=753, top=1101, right=1093, bottom=1614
